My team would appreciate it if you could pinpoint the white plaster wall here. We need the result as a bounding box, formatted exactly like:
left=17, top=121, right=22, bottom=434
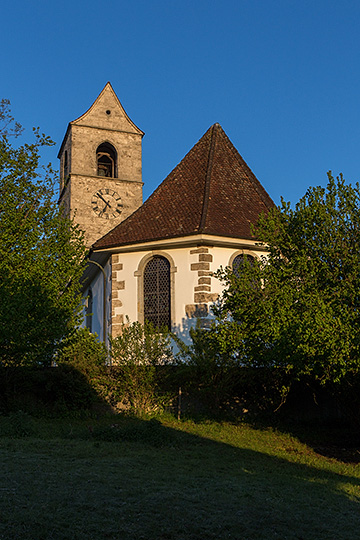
left=114, top=248, right=199, bottom=329
left=111, top=244, right=269, bottom=346
left=116, top=251, right=143, bottom=324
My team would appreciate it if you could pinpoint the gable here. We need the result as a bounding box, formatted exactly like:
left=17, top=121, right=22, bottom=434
left=72, top=82, right=143, bottom=135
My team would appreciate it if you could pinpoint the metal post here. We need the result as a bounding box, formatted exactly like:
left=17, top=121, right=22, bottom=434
left=177, top=386, right=182, bottom=421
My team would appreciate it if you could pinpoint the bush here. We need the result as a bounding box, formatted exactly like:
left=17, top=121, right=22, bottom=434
left=57, top=327, right=108, bottom=377
left=0, top=410, right=37, bottom=437
left=176, top=322, right=242, bottom=412
left=55, top=328, right=111, bottom=413
left=110, top=321, right=174, bottom=413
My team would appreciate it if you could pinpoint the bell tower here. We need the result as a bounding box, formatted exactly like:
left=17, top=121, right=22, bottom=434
left=58, top=82, right=144, bottom=248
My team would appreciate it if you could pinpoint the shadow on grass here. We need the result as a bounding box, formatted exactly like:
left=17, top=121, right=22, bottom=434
left=251, top=382, right=360, bottom=464
left=259, top=416, right=360, bottom=465
left=0, top=413, right=359, bottom=540
left=0, top=365, right=113, bottom=417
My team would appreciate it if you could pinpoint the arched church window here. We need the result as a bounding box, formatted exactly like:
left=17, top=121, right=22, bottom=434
left=232, top=254, right=255, bottom=277
left=85, top=288, right=93, bottom=332
left=96, top=142, right=117, bottom=178
left=143, top=256, right=171, bottom=330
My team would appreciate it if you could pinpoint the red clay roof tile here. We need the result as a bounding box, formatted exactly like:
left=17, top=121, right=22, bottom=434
left=92, top=124, right=274, bottom=250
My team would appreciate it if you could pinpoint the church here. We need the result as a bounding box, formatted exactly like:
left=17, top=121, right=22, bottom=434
left=58, top=83, right=274, bottom=344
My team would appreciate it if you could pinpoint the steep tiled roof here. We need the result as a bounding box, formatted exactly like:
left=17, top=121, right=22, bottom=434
left=93, top=124, right=274, bottom=250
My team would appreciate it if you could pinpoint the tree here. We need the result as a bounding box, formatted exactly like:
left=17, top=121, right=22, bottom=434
left=0, top=99, right=23, bottom=138
left=0, top=100, right=86, bottom=366
left=212, top=173, right=360, bottom=389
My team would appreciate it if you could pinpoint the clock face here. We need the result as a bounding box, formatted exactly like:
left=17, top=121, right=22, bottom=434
left=91, top=189, right=123, bottom=219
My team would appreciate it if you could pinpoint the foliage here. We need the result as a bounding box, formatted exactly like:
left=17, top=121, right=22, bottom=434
left=213, top=173, right=360, bottom=391
left=55, top=324, right=176, bottom=415
left=0, top=101, right=86, bottom=366
left=57, top=328, right=108, bottom=378
left=0, top=99, right=23, bottom=138
left=110, top=320, right=174, bottom=412
left=0, top=410, right=36, bottom=437
left=0, top=364, right=103, bottom=417
left=176, top=323, right=290, bottom=415
left=176, top=321, right=242, bottom=411
left=56, top=328, right=112, bottom=413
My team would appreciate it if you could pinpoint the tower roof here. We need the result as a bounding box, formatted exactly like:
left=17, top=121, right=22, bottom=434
left=92, top=123, right=274, bottom=250
left=71, top=82, right=143, bottom=134
left=58, top=82, right=143, bottom=158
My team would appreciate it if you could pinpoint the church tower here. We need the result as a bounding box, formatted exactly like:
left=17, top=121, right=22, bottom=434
left=58, top=82, right=144, bottom=247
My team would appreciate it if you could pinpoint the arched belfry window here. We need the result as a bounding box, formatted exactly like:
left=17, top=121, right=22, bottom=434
left=85, top=288, right=93, bottom=332
left=232, top=254, right=255, bottom=277
left=144, top=256, right=171, bottom=330
left=96, top=142, right=117, bottom=178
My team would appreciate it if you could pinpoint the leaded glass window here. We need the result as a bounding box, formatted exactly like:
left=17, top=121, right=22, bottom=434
left=232, top=254, right=255, bottom=277
left=144, top=256, right=171, bottom=330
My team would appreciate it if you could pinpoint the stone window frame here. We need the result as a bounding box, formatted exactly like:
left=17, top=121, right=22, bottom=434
left=228, top=249, right=259, bottom=270
left=134, top=251, right=177, bottom=330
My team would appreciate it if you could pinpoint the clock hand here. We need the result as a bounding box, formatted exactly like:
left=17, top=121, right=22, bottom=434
left=100, top=204, right=110, bottom=217
left=96, top=192, right=106, bottom=202
left=97, top=192, right=111, bottom=208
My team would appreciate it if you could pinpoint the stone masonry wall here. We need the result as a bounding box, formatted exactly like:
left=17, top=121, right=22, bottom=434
left=111, top=254, right=125, bottom=338
left=186, top=247, right=218, bottom=328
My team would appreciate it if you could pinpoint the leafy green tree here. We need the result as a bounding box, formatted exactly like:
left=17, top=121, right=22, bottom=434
left=0, top=99, right=23, bottom=138
left=0, top=101, right=86, bottom=366
left=213, top=173, right=360, bottom=389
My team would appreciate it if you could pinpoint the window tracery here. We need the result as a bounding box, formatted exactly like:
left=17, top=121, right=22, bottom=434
left=232, top=254, right=255, bottom=277
left=143, top=256, right=171, bottom=330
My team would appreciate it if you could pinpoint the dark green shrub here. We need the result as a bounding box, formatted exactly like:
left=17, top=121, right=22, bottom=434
left=0, top=410, right=37, bottom=437
left=177, top=323, right=242, bottom=412
left=57, top=327, right=108, bottom=377
left=56, top=328, right=113, bottom=411
left=110, top=321, right=174, bottom=413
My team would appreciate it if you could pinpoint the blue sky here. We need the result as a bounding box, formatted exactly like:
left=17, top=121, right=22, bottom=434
left=2, top=0, right=360, bottom=205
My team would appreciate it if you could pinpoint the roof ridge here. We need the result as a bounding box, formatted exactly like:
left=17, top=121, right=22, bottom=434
left=199, top=124, right=218, bottom=232
left=92, top=123, right=275, bottom=251
left=219, top=126, right=274, bottom=208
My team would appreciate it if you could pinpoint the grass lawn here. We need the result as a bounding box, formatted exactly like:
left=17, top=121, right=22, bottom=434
left=0, top=413, right=359, bottom=539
